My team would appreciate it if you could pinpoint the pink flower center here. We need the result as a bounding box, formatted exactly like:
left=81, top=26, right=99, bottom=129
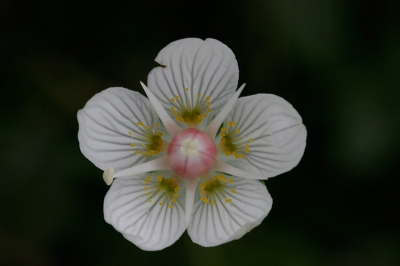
left=167, top=128, right=217, bottom=178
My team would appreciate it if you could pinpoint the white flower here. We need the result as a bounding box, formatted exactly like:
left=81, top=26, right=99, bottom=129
left=78, top=38, right=307, bottom=251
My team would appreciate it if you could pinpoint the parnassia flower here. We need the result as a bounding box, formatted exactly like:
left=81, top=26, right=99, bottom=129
left=78, top=38, right=307, bottom=251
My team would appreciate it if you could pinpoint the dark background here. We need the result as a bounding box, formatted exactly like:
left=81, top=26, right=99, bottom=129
left=1, top=0, right=399, bottom=265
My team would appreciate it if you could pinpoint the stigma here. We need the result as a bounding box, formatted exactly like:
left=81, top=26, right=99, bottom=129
left=167, top=128, right=217, bottom=178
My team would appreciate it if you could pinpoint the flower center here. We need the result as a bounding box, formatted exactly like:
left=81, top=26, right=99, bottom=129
left=167, top=128, right=217, bottom=178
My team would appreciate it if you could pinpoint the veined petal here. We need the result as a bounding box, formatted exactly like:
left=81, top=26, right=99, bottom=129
left=217, top=94, right=307, bottom=178
left=77, top=87, right=168, bottom=172
left=147, top=38, right=238, bottom=128
left=104, top=172, right=186, bottom=251
left=187, top=174, right=272, bottom=247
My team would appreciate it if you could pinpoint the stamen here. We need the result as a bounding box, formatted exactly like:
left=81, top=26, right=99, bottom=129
left=199, top=174, right=236, bottom=206
left=219, top=121, right=251, bottom=160
left=168, top=87, right=213, bottom=127
left=103, top=167, right=114, bottom=186
left=127, top=122, right=165, bottom=156
left=143, top=173, right=180, bottom=209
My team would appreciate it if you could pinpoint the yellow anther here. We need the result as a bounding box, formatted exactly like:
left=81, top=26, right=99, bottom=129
left=145, top=125, right=150, bottom=130
left=174, top=187, right=179, bottom=192
left=211, top=201, right=215, bottom=205
left=136, top=122, right=140, bottom=126
left=225, top=151, right=231, bottom=156
left=170, top=98, right=175, bottom=103
left=130, top=143, right=135, bottom=147
left=206, top=96, right=210, bottom=101
left=231, top=189, right=236, bottom=194
left=200, top=190, right=205, bottom=195
left=172, top=198, right=177, bottom=203
left=245, top=148, right=250, bottom=153
left=159, top=202, right=163, bottom=206
left=135, top=150, right=139, bottom=154
left=240, top=154, right=245, bottom=158
left=207, top=108, right=212, bottom=113
left=207, top=102, right=211, bottom=106
left=221, top=176, right=226, bottom=181
left=220, top=132, right=226, bottom=137
left=236, top=129, right=241, bottom=133
left=249, top=138, right=253, bottom=142
left=168, top=204, right=172, bottom=209
left=227, top=122, right=232, bottom=126
left=232, top=122, right=237, bottom=126
left=221, top=127, right=226, bottom=132
left=201, top=197, right=209, bottom=203
left=157, top=174, right=162, bottom=181
left=128, top=131, right=132, bottom=135
left=214, top=175, right=219, bottom=180
left=175, top=95, right=179, bottom=100
left=144, top=187, right=149, bottom=190
left=228, top=179, right=233, bottom=183
left=185, top=88, right=189, bottom=91
left=197, top=93, right=201, bottom=98
left=170, top=106, right=175, bottom=111
left=148, top=199, right=152, bottom=203
left=155, top=123, right=159, bottom=127
left=246, top=144, right=250, bottom=148
left=235, top=154, right=239, bottom=159
left=203, top=113, right=207, bottom=117
left=147, top=175, right=152, bottom=180
left=146, top=193, right=150, bottom=196
left=174, top=193, right=179, bottom=198
left=225, top=198, right=231, bottom=203
left=144, top=180, right=149, bottom=184
left=221, top=138, right=225, bottom=143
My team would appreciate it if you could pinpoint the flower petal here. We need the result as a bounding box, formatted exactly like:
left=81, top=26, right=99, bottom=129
left=78, top=87, right=168, bottom=172
left=104, top=172, right=186, bottom=251
left=187, top=175, right=272, bottom=247
left=147, top=38, right=239, bottom=127
left=217, top=94, right=307, bottom=178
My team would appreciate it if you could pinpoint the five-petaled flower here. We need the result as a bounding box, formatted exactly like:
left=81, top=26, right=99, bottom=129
left=78, top=38, right=307, bottom=251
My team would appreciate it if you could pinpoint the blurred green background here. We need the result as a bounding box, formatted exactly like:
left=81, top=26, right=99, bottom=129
left=1, top=0, right=399, bottom=265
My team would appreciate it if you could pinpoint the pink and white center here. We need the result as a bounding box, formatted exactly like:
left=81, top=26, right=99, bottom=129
left=167, top=128, right=217, bottom=178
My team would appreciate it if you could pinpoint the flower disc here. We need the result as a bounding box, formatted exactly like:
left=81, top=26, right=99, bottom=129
left=167, top=128, right=217, bottom=178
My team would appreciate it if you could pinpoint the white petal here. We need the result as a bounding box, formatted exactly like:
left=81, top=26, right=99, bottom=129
left=77, top=87, right=168, bottom=172
left=187, top=175, right=272, bottom=247
left=217, top=94, right=307, bottom=178
left=104, top=172, right=186, bottom=251
left=147, top=38, right=239, bottom=127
